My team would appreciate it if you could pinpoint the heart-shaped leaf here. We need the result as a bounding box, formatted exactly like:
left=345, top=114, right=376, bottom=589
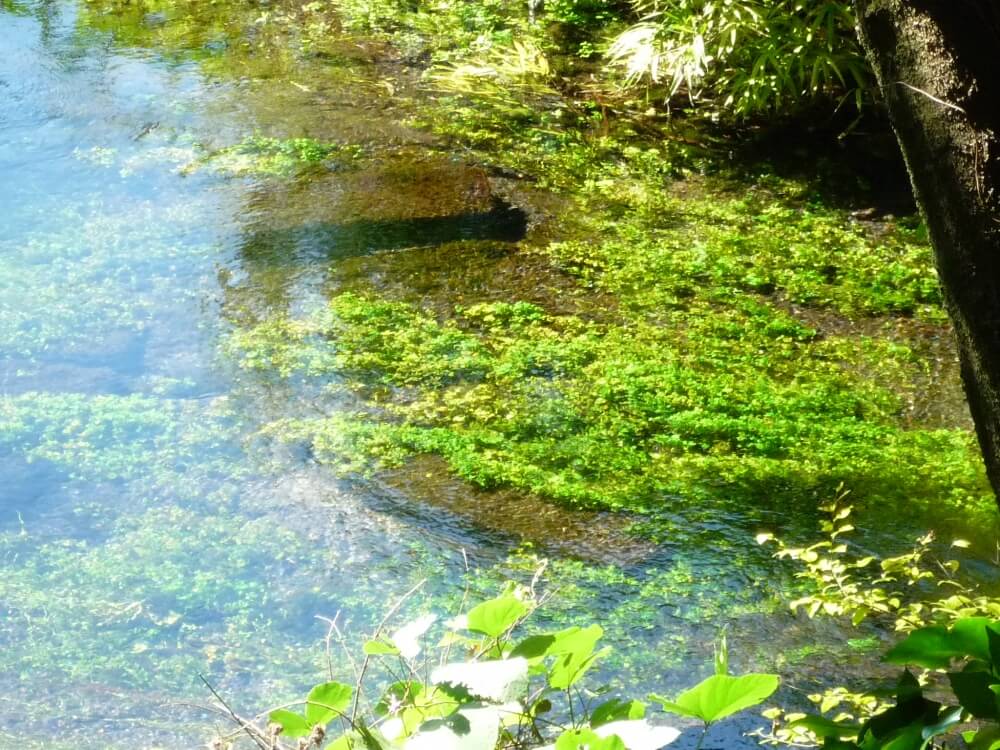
left=652, top=673, right=778, bottom=724
left=305, top=681, right=353, bottom=727
left=466, top=596, right=529, bottom=638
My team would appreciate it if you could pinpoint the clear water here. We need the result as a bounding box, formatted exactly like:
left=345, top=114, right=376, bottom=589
left=1, top=3, right=996, bottom=749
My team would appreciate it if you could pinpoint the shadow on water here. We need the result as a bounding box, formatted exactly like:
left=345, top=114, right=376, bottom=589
left=238, top=199, right=528, bottom=263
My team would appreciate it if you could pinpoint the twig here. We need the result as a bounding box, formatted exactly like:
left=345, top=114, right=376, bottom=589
left=317, top=611, right=359, bottom=684
left=351, top=578, right=427, bottom=724
left=199, top=673, right=269, bottom=750
left=443, top=549, right=471, bottom=665
left=895, top=81, right=966, bottom=114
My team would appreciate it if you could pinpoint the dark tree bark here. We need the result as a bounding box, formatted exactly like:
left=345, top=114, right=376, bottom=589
left=853, top=0, right=1000, bottom=507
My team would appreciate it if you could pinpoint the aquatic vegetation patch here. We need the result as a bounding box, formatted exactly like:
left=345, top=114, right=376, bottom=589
left=0, top=198, right=216, bottom=361
left=570, top=180, right=940, bottom=318
left=0, top=504, right=326, bottom=691
left=0, top=392, right=240, bottom=485
left=228, top=290, right=991, bottom=518
left=193, top=135, right=366, bottom=178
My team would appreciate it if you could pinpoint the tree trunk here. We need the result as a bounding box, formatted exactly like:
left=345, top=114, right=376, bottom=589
left=853, top=0, right=1000, bottom=508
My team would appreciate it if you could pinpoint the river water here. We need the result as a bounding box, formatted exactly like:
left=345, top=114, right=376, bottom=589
left=1, top=2, right=996, bottom=748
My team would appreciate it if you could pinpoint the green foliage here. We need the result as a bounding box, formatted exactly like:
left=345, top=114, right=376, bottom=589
left=270, top=681, right=353, bottom=738
left=607, top=0, right=869, bottom=116
left=546, top=0, right=625, bottom=30
left=651, top=632, right=778, bottom=747
left=758, top=494, right=1000, bottom=631
left=653, top=673, right=779, bottom=724
left=757, top=509, right=1000, bottom=749
left=776, top=619, right=1000, bottom=750
left=224, top=586, right=775, bottom=750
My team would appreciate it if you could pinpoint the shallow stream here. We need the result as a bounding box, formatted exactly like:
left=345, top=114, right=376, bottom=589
left=1, top=3, right=998, bottom=748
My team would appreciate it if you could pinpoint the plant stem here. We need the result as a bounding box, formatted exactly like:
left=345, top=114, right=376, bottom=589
left=695, top=723, right=709, bottom=750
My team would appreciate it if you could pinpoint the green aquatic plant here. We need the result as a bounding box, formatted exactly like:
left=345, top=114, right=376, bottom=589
left=193, top=135, right=365, bottom=177
left=228, top=287, right=989, bottom=518
left=0, top=392, right=238, bottom=484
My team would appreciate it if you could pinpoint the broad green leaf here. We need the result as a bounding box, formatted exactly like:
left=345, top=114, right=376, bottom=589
left=965, top=726, right=1000, bottom=750
left=594, top=719, right=680, bottom=749
left=555, top=728, right=626, bottom=750
left=948, top=671, right=1000, bottom=719
left=466, top=596, right=529, bottom=638
left=988, top=627, right=1000, bottom=667
left=432, top=658, right=529, bottom=702
left=885, top=618, right=995, bottom=668
left=548, top=626, right=605, bottom=690
left=305, top=681, right=353, bottom=727
left=364, top=639, right=401, bottom=656
left=269, top=709, right=311, bottom=738
left=651, top=673, right=779, bottom=724
left=551, top=647, right=610, bottom=690
left=375, top=681, right=425, bottom=717
left=404, top=706, right=501, bottom=750
left=327, top=734, right=362, bottom=750
left=591, top=698, right=646, bottom=727
left=511, top=633, right=556, bottom=660
left=920, top=706, right=963, bottom=743
left=377, top=682, right=457, bottom=737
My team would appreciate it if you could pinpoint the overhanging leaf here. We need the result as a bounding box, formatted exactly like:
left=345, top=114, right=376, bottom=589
left=432, top=658, right=529, bottom=702
left=651, top=673, right=779, bottom=724
left=404, top=706, right=501, bottom=750
left=269, top=709, right=312, bottom=738
left=392, top=614, right=437, bottom=660
left=594, top=719, right=680, bottom=749
left=306, top=681, right=353, bottom=727
left=466, top=596, right=529, bottom=638
left=949, top=671, right=1000, bottom=720
left=555, top=728, right=626, bottom=750
left=885, top=618, right=994, bottom=669
left=788, top=715, right=860, bottom=739
left=591, top=698, right=646, bottom=727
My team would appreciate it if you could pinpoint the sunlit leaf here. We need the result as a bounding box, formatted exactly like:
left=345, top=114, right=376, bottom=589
left=432, top=658, right=529, bottom=702
left=404, top=706, right=501, bottom=750
left=651, top=673, right=779, bottom=724
left=555, top=728, right=626, bottom=750
left=269, top=709, right=311, bottom=738
left=591, top=698, right=646, bottom=727
left=466, top=596, right=529, bottom=638
left=392, top=614, right=437, bottom=659
left=305, top=681, right=352, bottom=727
left=594, top=719, right=680, bottom=749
